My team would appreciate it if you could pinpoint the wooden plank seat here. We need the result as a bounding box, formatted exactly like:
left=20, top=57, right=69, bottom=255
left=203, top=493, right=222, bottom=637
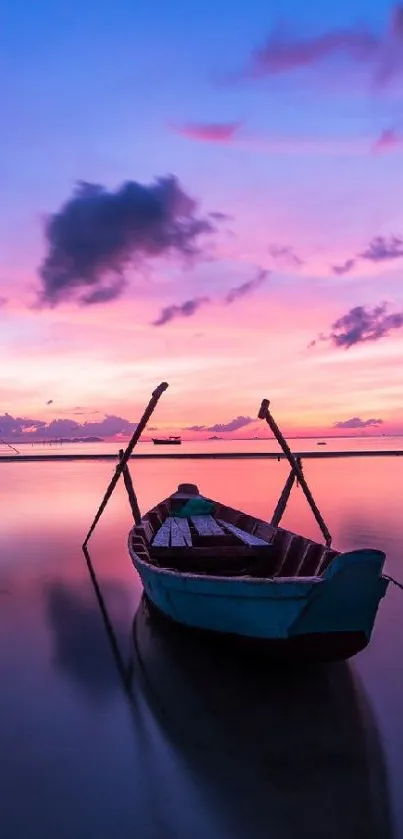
left=191, top=515, right=226, bottom=537
left=149, top=515, right=273, bottom=575
left=217, top=519, right=272, bottom=546
left=172, top=517, right=192, bottom=546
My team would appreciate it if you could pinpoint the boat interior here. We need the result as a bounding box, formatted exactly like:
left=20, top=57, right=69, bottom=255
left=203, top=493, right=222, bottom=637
left=129, top=484, right=339, bottom=580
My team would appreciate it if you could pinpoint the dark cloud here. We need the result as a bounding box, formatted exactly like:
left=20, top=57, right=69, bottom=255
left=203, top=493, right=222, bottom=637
left=38, top=176, right=214, bottom=306
left=334, top=417, right=383, bottom=429
left=332, top=258, right=356, bottom=276
left=331, top=234, right=403, bottom=275
left=269, top=245, right=304, bottom=267
left=80, top=275, right=127, bottom=305
left=172, top=122, right=242, bottom=143
left=206, top=416, right=254, bottom=433
left=225, top=268, right=268, bottom=304
left=0, top=296, right=7, bottom=307
left=235, top=6, right=403, bottom=87
left=310, top=303, right=403, bottom=350
left=152, top=296, right=210, bottom=326
left=358, top=235, right=403, bottom=263
left=0, top=412, right=139, bottom=441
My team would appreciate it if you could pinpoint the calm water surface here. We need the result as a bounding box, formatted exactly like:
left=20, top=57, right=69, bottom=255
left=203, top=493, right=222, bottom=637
left=1, top=454, right=403, bottom=838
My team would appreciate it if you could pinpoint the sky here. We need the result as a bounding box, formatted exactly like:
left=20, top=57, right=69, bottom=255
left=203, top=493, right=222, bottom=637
left=1, top=0, right=403, bottom=440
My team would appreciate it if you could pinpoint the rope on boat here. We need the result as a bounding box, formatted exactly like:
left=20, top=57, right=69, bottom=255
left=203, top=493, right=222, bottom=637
left=384, top=574, right=403, bottom=591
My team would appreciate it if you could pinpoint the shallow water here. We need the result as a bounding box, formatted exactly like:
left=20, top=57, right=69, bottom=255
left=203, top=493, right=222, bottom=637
left=2, top=434, right=403, bottom=458
left=1, top=455, right=403, bottom=838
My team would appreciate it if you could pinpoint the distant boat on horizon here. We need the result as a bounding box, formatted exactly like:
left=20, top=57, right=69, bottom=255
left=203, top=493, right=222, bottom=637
left=152, top=436, right=182, bottom=446
left=317, top=441, right=327, bottom=446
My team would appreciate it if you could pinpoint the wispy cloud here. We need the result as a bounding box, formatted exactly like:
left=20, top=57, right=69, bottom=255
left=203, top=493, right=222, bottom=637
left=310, top=303, right=403, bottom=350
left=244, top=27, right=377, bottom=79
left=186, top=416, right=254, bottom=433
left=332, top=258, right=356, bottom=276
left=38, top=176, right=215, bottom=307
left=269, top=245, right=304, bottom=267
left=172, top=122, right=242, bottom=143
left=185, top=424, right=206, bottom=432
left=225, top=268, right=268, bottom=304
left=233, top=6, right=403, bottom=89
left=152, top=297, right=210, bottom=326
left=208, top=211, right=233, bottom=222
left=334, top=416, right=383, bottom=429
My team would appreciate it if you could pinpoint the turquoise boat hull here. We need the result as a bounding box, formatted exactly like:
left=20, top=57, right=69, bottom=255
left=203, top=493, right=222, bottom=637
left=130, top=546, right=388, bottom=660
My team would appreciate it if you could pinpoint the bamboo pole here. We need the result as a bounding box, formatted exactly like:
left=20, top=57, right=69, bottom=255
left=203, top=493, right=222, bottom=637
left=270, top=459, right=301, bottom=528
left=0, top=437, right=20, bottom=455
left=259, top=399, right=332, bottom=546
left=83, top=382, right=168, bottom=547
left=119, top=448, right=141, bottom=525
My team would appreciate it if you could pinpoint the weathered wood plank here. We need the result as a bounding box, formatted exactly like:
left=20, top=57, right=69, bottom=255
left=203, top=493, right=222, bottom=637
left=173, top=517, right=192, bottom=546
left=169, top=518, right=187, bottom=547
left=152, top=519, right=172, bottom=547
left=191, top=515, right=226, bottom=537
left=217, top=519, right=271, bottom=546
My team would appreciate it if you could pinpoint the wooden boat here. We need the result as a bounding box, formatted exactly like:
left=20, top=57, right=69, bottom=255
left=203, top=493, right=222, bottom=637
left=129, top=480, right=388, bottom=661
left=152, top=435, right=181, bottom=445
left=83, top=382, right=388, bottom=662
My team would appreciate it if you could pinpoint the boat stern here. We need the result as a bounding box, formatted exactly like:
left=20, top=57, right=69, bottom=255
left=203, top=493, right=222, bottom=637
left=289, top=549, right=388, bottom=641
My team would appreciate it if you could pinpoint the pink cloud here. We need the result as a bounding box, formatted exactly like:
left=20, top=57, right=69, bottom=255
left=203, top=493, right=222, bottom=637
left=173, top=126, right=376, bottom=157
left=372, top=128, right=403, bottom=153
left=172, top=122, right=242, bottom=143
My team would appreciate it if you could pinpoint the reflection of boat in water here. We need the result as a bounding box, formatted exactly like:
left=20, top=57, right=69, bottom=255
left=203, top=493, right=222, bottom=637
left=130, top=596, right=392, bottom=839
left=152, top=436, right=182, bottom=445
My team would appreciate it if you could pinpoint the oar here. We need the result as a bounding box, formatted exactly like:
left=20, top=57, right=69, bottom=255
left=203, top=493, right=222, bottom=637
left=258, top=398, right=332, bottom=546
left=83, top=381, right=168, bottom=547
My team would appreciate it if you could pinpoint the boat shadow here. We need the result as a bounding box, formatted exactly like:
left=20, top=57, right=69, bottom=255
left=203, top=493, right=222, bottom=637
left=129, top=595, right=394, bottom=839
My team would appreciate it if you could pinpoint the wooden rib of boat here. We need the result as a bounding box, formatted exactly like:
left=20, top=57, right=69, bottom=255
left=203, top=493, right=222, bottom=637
left=128, top=481, right=388, bottom=661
